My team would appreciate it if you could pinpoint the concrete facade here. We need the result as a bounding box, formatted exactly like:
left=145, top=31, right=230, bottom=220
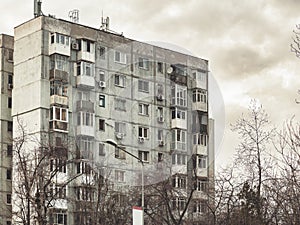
left=0, top=34, right=13, bottom=225
left=9, top=15, right=214, bottom=224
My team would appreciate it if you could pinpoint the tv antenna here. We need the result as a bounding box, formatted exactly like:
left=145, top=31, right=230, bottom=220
left=69, top=9, right=79, bottom=23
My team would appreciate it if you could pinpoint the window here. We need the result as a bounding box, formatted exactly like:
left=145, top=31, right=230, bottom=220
left=193, top=89, right=207, bottom=103
left=8, top=74, right=13, bottom=85
left=171, top=197, right=186, bottom=211
left=7, top=121, right=12, bottom=132
left=172, top=176, right=187, bottom=189
left=171, top=85, right=187, bottom=107
left=138, top=103, right=149, bottom=116
left=6, top=194, right=11, bottom=204
left=6, top=169, right=12, bottom=180
left=138, top=127, right=149, bottom=138
left=193, top=70, right=207, bottom=82
left=193, top=133, right=207, bottom=146
left=7, top=145, right=12, bottom=156
left=157, top=83, right=164, bottom=99
left=99, top=143, right=105, bottom=156
left=50, top=33, right=69, bottom=46
left=172, top=154, right=186, bottom=165
left=158, top=153, right=163, bottom=162
left=99, top=119, right=105, bottom=131
left=158, top=130, right=163, bottom=141
left=196, top=179, right=208, bottom=192
left=138, top=80, right=149, bottom=93
left=50, top=107, right=68, bottom=122
left=157, top=62, right=163, bottom=73
left=49, top=184, right=67, bottom=199
left=171, top=129, right=186, bottom=151
left=50, top=158, right=67, bottom=173
left=115, top=122, right=126, bottom=134
left=50, top=54, right=69, bottom=72
left=114, top=51, right=127, bottom=64
left=115, top=74, right=126, bottom=87
left=76, top=161, right=92, bottom=175
left=7, top=49, right=13, bottom=61
left=77, top=112, right=94, bottom=126
left=82, top=40, right=94, bottom=53
left=138, top=151, right=149, bottom=162
left=157, top=107, right=164, bottom=122
left=115, top=98, right=126, bottom=111
left=138, top=57, right=149, bottom=70
left=193, top=201, right=207, bottom=214
left=50, top=210, right=67, bottom=225
left=115, top=147, right=126, bottom=159
left=171, top=108, right=186, bottom=120
left=99, top=46, right=106, bottom=59
left=8, top=97, right=12, bottom=108
left=99, top=71, right=105, bottom=82
left=50, top=81, right=68, bottom=96
left=198, top=155, right=207, bottom=168
left=115, top=170, right=125, bottom=182
left=75, top=186, right=94, bottom=201
left=99, top=95, right=105, bottom=107
left=77, top=61, right=95, bottom=76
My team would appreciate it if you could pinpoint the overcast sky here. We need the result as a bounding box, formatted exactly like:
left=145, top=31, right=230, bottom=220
left=2, top=0, right=300, bottom=167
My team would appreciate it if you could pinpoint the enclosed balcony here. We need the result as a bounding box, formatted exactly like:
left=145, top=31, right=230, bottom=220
left=76, top=111, right=95, bottom=137
left=76, top=61, right=95, bottom=89
left=49, top=33, right=71, bottom=56
left=50, top=95, right=68, bottom=107
left=49, top=69, right=68, bottom=82
left=191, top=70, right=207, bottom=89
left=171, top=108, right=187, bottom=130
left=193, top=134, right=208, bottom=155
left=192, top=89, right=207, bottom=112
left=77, top=39, right=95, bottom=63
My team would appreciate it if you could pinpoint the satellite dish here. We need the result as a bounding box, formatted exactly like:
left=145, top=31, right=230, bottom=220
left=167, top=66, right=173, bottom=74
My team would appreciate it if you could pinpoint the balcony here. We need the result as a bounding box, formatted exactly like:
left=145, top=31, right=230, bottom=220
left=193, top=145, right=207, bottom=155
left=171, top=119, right=187, bottom=130
left=49, top=43, right=70, bottom=57
left=171, top=165, right=187, bottom=175
left=77, top=125, right=94, bottom=137
left=78, top=51, right=95, bottom=63
left=50, top=95, right=68, bottom=107
left=49, top=121, right=68, bottom=133
left=196, top=168, right=207, bottom=177
left=76, top=100, right=94, bottom=113
left=76, top=75, right=95, bottom=89
left=192, top=102, right=207, bottom=112
left=49, top=69, right=68, bottom=82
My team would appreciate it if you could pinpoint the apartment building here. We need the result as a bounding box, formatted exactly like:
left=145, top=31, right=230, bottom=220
left=0, top=34, right=13, bottom=225
left=9, top=15, right=214, bottom=225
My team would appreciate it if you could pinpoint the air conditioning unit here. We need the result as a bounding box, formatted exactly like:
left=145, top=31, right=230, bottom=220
left=115, top=132, right=124, bottom=140
left=71, top=42, right=79, bottom=50
left=7, top=84, right=13, bottom=90
left=138, top=137, right=145, bottom=143
left=157, top=116, right=164, bottom=123
left=159, top=140, right=164, bottom=146
left=99, top=81, right=106, bottom=88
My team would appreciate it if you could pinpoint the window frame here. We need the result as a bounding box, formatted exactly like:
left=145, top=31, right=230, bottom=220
left=138, top=127, right=149, bottom=139
left=138, top=103, right=149, bottom=116
left=138, top=80, right=149, bottom=93
left=115, top=74, right=126, bottom=87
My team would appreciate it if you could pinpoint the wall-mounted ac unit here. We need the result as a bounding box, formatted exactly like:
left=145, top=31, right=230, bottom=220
left=99, top=81, right=106, bottom=88
left=138, top=137, right=145, bottom=143
left=71, top=42, right=79, bottom=50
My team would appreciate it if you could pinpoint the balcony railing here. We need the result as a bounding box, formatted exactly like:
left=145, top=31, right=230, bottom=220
left=76, top=100, right=94, bottom=113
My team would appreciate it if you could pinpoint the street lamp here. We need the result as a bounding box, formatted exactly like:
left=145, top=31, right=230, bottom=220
left=106, top=139, right=144, bottom=225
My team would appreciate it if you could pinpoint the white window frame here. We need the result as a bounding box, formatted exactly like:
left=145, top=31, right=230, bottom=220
left=82, top=39, right=94, bottom=53
left=138, top=150, right=149, bottom=162
left=171, top=85, right=187, bottom=107
left=198, top=155, right=207, bottom=168
left=171, top=154, right=187, bottom=165
left=193, top=89, right=207, bottom=103
left=172, top=176, right=187, bottom=189
left=77, top=112, right=94, bottom=126
left=138, top=80, right=149, bottom=93
left=50, top=106, right=68, bottom=122
left=114, top=50, right=127, bottom=64
left=171, top=129, right=186, bottom=151
left=138, top=103, right=149, bottom=116
left=138, top=57, right=149, bottom=70
left=115, top=74, right=126, bottom=87
left=77, top=61, right=95, bottom=77
left=193, top=133, right=208, bottom=146
left=50, top=54, right=69, bottom=72
left=138, top=127, right=149, bottom=139
left=99, top=95, right=105, bottom=107
left=196, top=179, right=208, bottom=192
left=171, top=108, right=186, bottom=120
left=50, top=80, right=68, bottom=97
left=50, top=33, right=70, bottom=46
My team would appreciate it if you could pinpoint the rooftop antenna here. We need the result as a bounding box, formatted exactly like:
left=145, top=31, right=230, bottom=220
left=69, top=9, right=79, bottom=23
left=100, top=11, right=110, bottom=31
left=34, top=0, right=42, bottom=17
